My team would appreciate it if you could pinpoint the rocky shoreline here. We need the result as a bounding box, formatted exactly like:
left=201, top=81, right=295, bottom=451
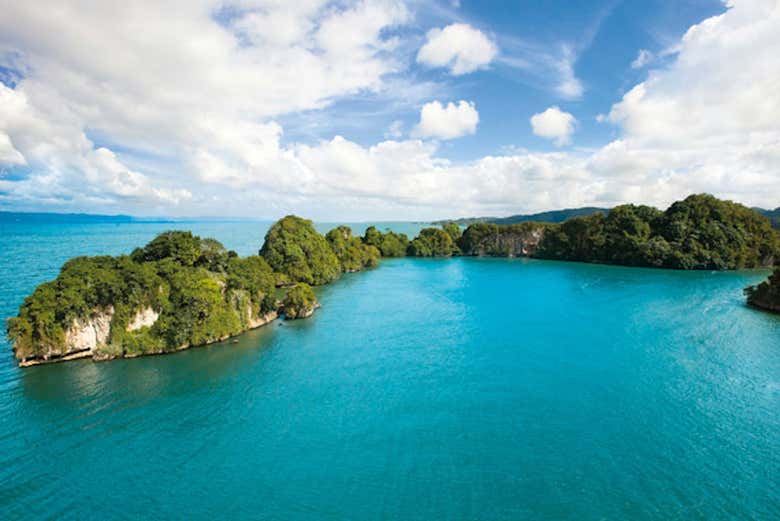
left=18, top=310, right=284, bottom=367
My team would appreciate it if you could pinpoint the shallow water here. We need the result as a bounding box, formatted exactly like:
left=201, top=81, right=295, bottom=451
left=1, top=221, right=779, bottom=520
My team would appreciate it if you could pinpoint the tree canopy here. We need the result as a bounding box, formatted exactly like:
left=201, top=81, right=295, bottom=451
left=407, top=227, right=459, bottom=257
left=326, top=226, right=380, bottom=272
left=281, top=283, right=318, bottom=319
left=534, top=195, right=779, bottom=269
left=363, top=226, right=409, bottom=257
left=9, top=231, right=280, bottom=362
left=259, top=215, right=341, bottom=285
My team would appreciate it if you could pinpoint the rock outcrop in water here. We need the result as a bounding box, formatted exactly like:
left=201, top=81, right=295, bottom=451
left=745, top=268, right=780, bottom=314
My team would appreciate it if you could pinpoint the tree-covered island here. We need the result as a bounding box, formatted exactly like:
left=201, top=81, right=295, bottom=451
left=7, top=194, right=780, bottom=366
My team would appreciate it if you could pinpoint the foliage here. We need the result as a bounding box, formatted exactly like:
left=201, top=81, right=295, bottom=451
left=535, top=195, right=779, bottom=269
left=281, top=283, right=318, bottom=319
left=407, top=228, right=459, bottom=257
left=363, top=226, right=409, bottom=257
left=458, top=223, right=499, bottom=254
left=441, top=222, right=462, bottom=243
left=535, top=213, right=607, bottom=262
left=9, top=231, right=287, bottom=361
left=156, top=268, right=242, bottom=348
left=8, top=255, right=164, bottom=360
left=226, top=255, right=277, bottom=312
left=259, top=215, right=341, bottom=285
left=130, top=230, right=235, bottom=271
left=326, top=226, right=379, bottom=272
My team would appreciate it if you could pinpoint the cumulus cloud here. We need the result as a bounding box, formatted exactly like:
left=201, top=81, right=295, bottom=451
left=0, top=0, right=409, bottom=213
left=416, top=23, right=497, bottom=75
left=0, top=0, right=779, bottom=219
left=413, top=100, right=479, bottom=140
left=530, top=106, right=577, bottom=146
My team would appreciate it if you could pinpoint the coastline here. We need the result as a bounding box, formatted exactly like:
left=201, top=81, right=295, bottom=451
left=18, top=311, right=280, bottom=367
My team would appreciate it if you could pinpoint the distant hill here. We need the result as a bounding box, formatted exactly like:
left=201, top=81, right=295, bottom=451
left=431, top=216, right=498, bottom=226
left=492, top=207, right=611, bottom=225
left=434, top=207, right=610, bottom=226
left=0, top=211, right=256, bottom=224
left=754, top=207, right=780, bottom=230
left=0, top=211, right=137, bottom=224
left=439, top=205, right=780, bottom=228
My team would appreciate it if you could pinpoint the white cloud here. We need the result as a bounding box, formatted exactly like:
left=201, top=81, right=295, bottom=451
left=554, top=46, right=584, bottom=99
left=631, top=49, right=654, bottom=69
left=530, top=106, right=577, bottom=146
left=0, top=0, right=779, bottom=219
left=413, top=100, right=479, bottom=140
left=416, top=23, right=497, bottom=75
left=0, top=133, right=25, bottom=166
left=0, top=0, right=409, bottom=213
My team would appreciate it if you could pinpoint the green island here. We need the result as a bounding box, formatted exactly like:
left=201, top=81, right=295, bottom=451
left=7, top=194, right=780, bottom=367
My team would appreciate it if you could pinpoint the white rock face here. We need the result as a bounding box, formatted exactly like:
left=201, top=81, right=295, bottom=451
left=127, top=307, right=159, bottom=331
left=64, top=305, right=115, bottom=353
left=246, top=304, right=277, bottom=329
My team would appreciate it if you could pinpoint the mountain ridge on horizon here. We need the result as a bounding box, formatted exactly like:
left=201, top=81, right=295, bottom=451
left=2, top=203, right=779, bottom=230
left=436, top=205, right=780, bottom=229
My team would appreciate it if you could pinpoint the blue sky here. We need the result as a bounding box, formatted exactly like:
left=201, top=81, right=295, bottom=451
left=0, top=0, right=777, bottom=220
left=287, top=0, right=726, bottom=157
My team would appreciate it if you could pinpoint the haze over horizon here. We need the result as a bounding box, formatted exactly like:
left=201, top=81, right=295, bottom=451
left=1, top=0, right=779, bottom=221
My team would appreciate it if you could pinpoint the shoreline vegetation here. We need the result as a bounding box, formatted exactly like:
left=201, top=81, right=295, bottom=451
left=7, top=194, right=780, bottom=367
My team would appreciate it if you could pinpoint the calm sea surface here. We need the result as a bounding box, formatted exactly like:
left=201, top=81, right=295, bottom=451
left=0, top=220, right=779, bottom=520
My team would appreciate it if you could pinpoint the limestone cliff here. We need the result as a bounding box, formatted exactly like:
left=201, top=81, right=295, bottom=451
left=457, top=222, right=547, bottom=258
left=127, top=306, right=159, bottom=331
left=19, top=306, right=115, bottom=367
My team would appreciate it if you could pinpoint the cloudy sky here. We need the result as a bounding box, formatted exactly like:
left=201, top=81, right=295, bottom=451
left=0, top=0, right=778, bottom=220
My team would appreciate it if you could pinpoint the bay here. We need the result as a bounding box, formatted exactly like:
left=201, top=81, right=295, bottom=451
left=0, top=220, right=778, bottom=520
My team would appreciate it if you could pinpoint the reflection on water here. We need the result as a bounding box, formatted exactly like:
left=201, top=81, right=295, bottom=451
left=20, top=319, right=282, bottom=406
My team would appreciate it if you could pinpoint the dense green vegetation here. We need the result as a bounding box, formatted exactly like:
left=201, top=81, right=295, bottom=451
left=535, top=195, right=779, bottom=269
left=259, top=216, right=341, bottom=285
left=745, top=269, right=780, bottom=313
left=325, top=226, right=380, bottom=272
left=407, top=228, right=460, bottom=257
left=8, top=216, right=386, bottom=364
left=281, top=283, right=318, bottom=319
left=363, top=226, right=409, bottom=257
left=8, top=232, right=281, bottom=362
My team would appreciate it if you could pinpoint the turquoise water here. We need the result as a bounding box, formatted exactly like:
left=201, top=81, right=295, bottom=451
left=1, top=221, right=779, bottom=520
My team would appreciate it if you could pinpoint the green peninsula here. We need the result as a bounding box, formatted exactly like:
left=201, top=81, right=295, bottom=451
left=8, top=194, right=780, bottom=366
